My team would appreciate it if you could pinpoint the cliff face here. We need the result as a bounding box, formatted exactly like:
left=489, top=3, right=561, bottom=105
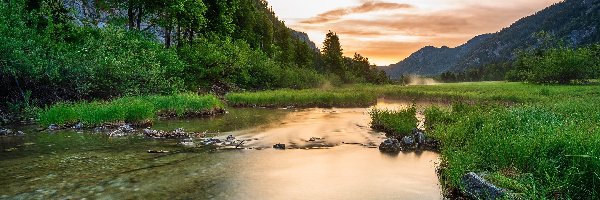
left=386, top=0, right=600, bottom=78
left=62, top=0, right=318, bottom=47
left=291, top=30, right=319, bottom=52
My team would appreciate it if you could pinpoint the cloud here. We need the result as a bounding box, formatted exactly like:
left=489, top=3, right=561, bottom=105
left=300, top=1, right=413, bottom=24
left=289, top=0, right=561, bottom=65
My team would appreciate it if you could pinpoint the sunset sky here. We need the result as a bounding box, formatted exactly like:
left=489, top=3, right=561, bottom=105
left=266, top=0, right=562, bottom=66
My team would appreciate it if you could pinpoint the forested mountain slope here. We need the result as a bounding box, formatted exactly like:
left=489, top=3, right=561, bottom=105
left=386, top=0, right=600, bottom=78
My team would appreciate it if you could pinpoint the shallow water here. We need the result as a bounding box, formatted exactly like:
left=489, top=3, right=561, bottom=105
left=0, top=99, right=443, bottom=199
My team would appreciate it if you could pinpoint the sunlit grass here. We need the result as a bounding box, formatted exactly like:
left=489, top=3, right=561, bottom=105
left=226, top=88, right=377, bottom=107
left=369, top=107, right=417, bottom=137
left=38, top=94, right=224, bottom=126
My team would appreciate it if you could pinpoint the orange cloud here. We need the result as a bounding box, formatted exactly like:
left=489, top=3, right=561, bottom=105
left=300, top=1, right=413, bottom=24
left=289, top=0, right=561, bottom=65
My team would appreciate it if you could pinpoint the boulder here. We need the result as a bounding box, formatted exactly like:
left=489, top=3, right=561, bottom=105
left=48, top=124, right=60, bottom=131
left=401, top=136, right=415, bottom=146
left=378, top=138, right=401, bottom=152
left=413, top=129, right=426, bottom=145
left=118, top=124, right=134, bottom=133
left=273, top=143, right=286, bottom=149
left=179, top=138, right=195, bottom=146
left=72, top=123, right=84, bottom=129
left=0, top=128, right=13, bottom=136
left=461, top=172, right=508, bottom=200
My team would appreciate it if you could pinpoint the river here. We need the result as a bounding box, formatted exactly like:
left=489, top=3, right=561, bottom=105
left=0, top=99, right=442, bottom=199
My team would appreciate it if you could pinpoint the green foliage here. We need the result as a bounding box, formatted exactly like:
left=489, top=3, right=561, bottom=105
left=38, top=94, right=223, bottom=126
left=509, top=45, right=600, bottom=84
left=426, top=103, right=600, bottom=199
left=369, top=107, right=417, bottom=137
left=226, top=89, right=377, bottom=108
left=322, top=31, right=345, bottom=75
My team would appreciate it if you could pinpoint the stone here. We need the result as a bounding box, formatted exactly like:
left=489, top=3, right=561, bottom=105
left=0, top=128, right=13, bottom=136
left=48, top=124, right=60, bottom=131
left=109, top=129, right=126, bottom=137
left=226, top=135, right=236, bottom=142
left=179, top=138, right=195, bottom=146
left=378, top=138, right=401, bottom=152
left=118, top=124, right=134, bottom=133
left=461, top=172, right=508, bottom=200
left=72, top=122, right=84, bottom=129
left=413, top=129, right=426, bottom=144
left=401, top=136, right=415, bottom=146
left=273, top=143, right=286, bottom=149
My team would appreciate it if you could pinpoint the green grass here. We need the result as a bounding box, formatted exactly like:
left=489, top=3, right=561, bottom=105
left=370, top=107, right=417, bottom=137
left=362, top=82, right=600, bottom=199
left=226, top=88, right=377, bottom=107
left=227, top=82, right=600, bottom=108
left=38, top=94, right=224, bottom=127
left=426, top=103, right=600, bottom=199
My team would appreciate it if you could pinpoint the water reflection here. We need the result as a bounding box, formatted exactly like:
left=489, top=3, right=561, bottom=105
left=0, top=99, right=445, bottom=199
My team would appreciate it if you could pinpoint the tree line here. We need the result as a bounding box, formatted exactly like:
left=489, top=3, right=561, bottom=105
left=0, top=0, right=387, bottom=112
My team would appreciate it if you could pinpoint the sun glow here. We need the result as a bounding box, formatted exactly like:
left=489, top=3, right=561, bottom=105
left=266, top=0, right=562, bottom=66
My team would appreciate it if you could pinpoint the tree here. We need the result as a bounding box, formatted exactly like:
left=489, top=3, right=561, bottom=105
left=322, top=31, right=344, bottom=75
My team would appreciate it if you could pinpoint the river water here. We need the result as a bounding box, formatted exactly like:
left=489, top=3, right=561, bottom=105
left=0, top=99, right=442, bottom=199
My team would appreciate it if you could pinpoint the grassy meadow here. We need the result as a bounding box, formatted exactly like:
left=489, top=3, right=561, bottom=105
left=35, top=81, right=600, bottom=198
left=38, top=94, right=224, bottom=127
left=363, top=82, right=600, bottom=199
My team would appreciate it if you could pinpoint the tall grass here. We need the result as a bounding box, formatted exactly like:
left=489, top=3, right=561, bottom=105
left=38, top=94, right=224, bottom=126
left=369, top=107, right=417, bottom=137
left=426, top=102, right=600, bottom=199
left=226, top=88, right=377, bottom=107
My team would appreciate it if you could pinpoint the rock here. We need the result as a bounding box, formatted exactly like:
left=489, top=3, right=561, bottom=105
left=201, top=138, right=222, bottom=145
left=461, top=172, right=508, bottom=200
left=94, top=126, right=105, bottom=132
left=118, top=124, right=134, bottom=133
left=401, top=136, right=415, bottom=146
left=226, top=135, right=235, bottom=142
left=16, top=131, right=25, bottom=136
left=72, top=122, right=84, bottom=129
left=413, top=129, right=426, bottom=145
left=0, top=128, right=13, bottom=136
left=143, top=128, right=189, bottom=139
left=147, top=150, right=169, bottom=153
left=378, top=138, right=401, bottom=152
left=109, top=129, right=126, bottom=137
left=273, top=143, right=286, bottom=150
left=179, top=138, right=195, bottom=146
left=48, top=124, right=60, bottom=131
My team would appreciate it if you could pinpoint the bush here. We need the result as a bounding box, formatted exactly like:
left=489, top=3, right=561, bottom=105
left=510, top=45, right=600, bottom=84
left=369, top=107, right=417, bottom=137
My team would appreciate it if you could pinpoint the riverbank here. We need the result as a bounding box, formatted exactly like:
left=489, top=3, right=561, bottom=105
left=3, top=82, right=600, bottom=198
left=366, top=83, right=600, bottom=199
left=37, top=94, right=224, bottom=128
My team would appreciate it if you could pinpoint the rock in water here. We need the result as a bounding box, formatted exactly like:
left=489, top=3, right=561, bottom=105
left=48, top=124, right=60, bottom=131
left=378, top=138, right=401, bottom=152
left=401, top=136, right=415, bottom=146
left=72, top=122, right=84, bottom=129
left=461, top=172, right=508, bottom=200
left=273, top=143, right=286, bottom=150
left=179, top=138, right=195, bottom=146
left=0, top=128, right=13, bottom=136
left=119, top=124, right=134, bottom=133
left=413, top=129, right=426, bottom=145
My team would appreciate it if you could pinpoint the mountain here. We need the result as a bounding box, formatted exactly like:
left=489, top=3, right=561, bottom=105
left=291, top=30, right=319, bottom=52
left=386, top=0, right=600, bottom=78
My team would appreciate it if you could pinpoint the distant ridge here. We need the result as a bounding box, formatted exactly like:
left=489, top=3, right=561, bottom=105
left=385, top=0, right=600, bottom=78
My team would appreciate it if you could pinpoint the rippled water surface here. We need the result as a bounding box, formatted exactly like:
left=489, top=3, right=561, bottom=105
left=0, top=99, right=443, bottom=199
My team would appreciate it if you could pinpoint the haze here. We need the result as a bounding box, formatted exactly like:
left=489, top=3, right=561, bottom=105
left=266, top=0, right=562, bottom=65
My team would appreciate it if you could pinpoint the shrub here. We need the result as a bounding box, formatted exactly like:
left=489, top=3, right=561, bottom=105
left=369, top=107, right=417, bottom=137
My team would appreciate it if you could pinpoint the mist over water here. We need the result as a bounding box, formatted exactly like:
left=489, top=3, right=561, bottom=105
left=406, top=75, right=439, bottom=86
